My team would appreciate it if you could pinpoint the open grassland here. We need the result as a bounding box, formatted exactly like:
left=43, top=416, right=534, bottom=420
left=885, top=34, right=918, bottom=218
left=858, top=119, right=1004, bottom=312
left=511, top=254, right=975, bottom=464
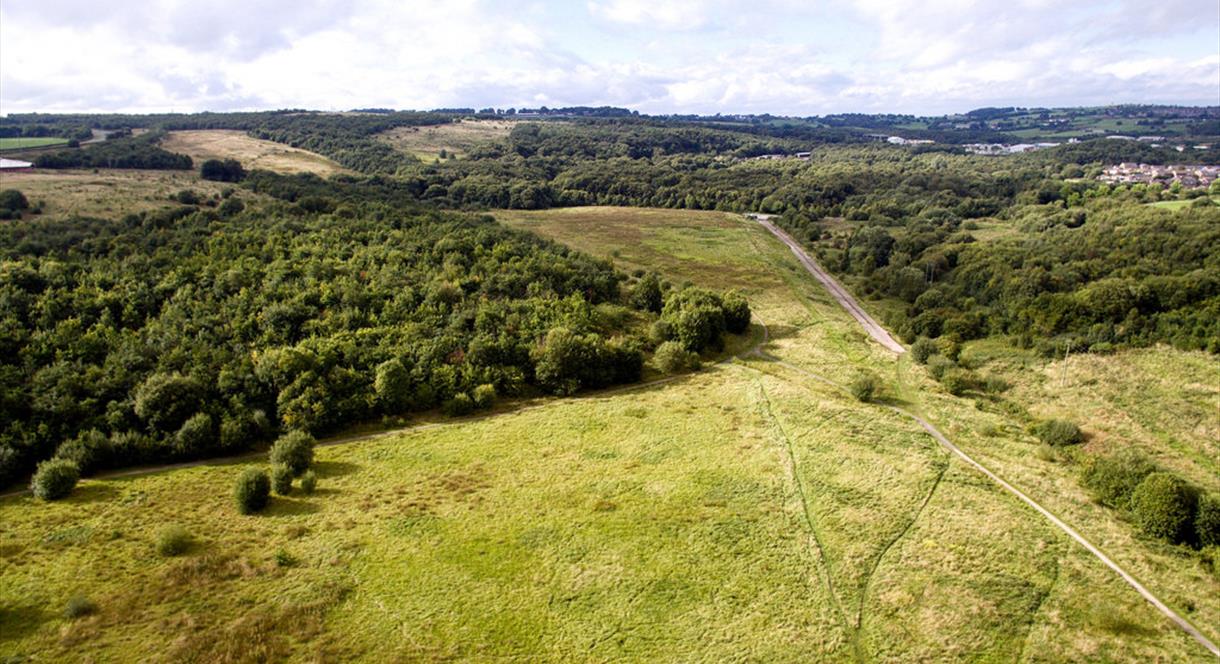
left=377, top=119, right=516, bottom=162
left=1, top=207, right=1215, bottom=662
left=0, top=137, right=69, bottom=151
left=159, top=130, right=349, bottom=176
left=1148, top=197, right=1220, bottom=211
left=0, top=169, right=241, bottom=222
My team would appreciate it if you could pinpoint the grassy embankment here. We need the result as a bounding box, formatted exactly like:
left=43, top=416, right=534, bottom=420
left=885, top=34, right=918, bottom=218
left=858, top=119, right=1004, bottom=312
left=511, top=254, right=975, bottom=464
left=0, top=206, right=1215, bottom=662
left=159, top=130, right=350, bottom=176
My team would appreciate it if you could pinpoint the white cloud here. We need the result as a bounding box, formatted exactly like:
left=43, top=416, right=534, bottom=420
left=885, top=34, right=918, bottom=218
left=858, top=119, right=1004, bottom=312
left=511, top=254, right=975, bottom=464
left=0, top=0, right=1216, bottom=115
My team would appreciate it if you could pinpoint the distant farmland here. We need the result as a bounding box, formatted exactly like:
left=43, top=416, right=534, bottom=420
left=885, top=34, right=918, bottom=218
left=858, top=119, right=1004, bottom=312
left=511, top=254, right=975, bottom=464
left=0, top=137, right=69, bottom=150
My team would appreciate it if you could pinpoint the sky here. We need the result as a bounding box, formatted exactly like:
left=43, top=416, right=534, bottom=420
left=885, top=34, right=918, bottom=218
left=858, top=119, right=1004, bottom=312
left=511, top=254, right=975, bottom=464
left=1, top=0, right=1217, bottom=116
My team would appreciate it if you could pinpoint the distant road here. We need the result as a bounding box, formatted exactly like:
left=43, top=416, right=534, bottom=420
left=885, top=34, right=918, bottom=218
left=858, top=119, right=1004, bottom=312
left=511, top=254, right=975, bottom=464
left=750, top=214, right=906, bottom=354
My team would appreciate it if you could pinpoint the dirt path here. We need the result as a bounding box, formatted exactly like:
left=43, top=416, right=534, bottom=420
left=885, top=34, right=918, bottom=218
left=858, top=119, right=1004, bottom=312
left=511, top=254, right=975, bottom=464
left=742, top=214, right=1219, bottom=658
left=749, top=214, right=906, bottom=354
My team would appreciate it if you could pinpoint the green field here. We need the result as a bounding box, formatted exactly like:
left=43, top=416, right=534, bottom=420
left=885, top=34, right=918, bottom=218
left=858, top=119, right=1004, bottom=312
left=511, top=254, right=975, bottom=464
left=1, top=207, right=1216, bottom=661
left=0, top=136, right=69, bottom=150
left=1148, top=197, right=1220, bottom=210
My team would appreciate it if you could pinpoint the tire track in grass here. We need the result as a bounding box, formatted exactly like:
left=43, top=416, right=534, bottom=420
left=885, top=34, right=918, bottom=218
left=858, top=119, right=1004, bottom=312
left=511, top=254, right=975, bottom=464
left=747, top=216, right=1220, bottom=658
left=754, top=378, right=851, bottom=638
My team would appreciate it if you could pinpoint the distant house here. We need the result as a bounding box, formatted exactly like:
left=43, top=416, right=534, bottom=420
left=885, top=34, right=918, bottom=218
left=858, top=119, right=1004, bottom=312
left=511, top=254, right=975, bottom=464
left=0, top=158, right=34, bottom=171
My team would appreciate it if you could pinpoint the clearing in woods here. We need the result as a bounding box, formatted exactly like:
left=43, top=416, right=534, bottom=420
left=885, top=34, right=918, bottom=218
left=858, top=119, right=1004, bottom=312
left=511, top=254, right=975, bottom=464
left=159, top=130, right=349, bottom=176
left=0, top=137, right=69, bottom=151
left=0, top=207, right=1216, bottom=662
left=0, top=169, right=247, bottom=222
left=376, top=118, right=516, bottom=162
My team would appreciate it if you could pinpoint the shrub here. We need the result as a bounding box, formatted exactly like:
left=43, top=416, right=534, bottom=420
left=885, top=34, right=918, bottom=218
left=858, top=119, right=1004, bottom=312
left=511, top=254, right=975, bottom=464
left=133, top=373, right=204, bottom=433
left=653, top=341, right=701, bottom=374
left=156, top=525, right=193, bottom=556
left=472, top=383, right=496, bottom=409
left=30, top=459, right=79, bottom=501
left=235, top=468, right=271, bottom=514
left=64, top=595, right=97, bottom=619
left=1081, top=450, right=1155, bottom=509
left=271, top=464, right=294, bottom=495
left=174, top=412, right=214, bottom=458
left=911, top=337, right=938, bottom=364
left=926, top=355, right=954, bottom=380
left=0, top=189, right=30, bottom=211
left=274, top=549, right=297, bottom=567
left=200, top=158, right=246, bottom=182
left=54, top=429, right=113, bottom=475
left=300, top=470, right=318, bottom=494
left=721, top=290, right=752, bottom=334
left=983, top=376, right=1010, bottom=394
left=940, top=368, right=975, bottom=396
left=848, top=372, right=881, bottom=402
left=374, top=358, right=412, bottom=413
left=1032, top=419, right=1084, bottom=447
left=630, top=272, right=663, bottom=313
left=1130, top=472, right=1196, bottom=543
left=1196, top=494, right=1220, bottom=548
left=269, top=431, right=315, bottom=476
left=648, top=319, right=673, bottom=344
left=443, top=392, right=475, bottom=417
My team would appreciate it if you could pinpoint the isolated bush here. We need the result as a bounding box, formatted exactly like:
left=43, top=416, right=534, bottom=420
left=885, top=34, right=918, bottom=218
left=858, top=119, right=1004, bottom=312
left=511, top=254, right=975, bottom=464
left=269, top=431, right=315, bottom=476
left=300, top=470, right=318, bottom=495
left=31, top=459, right=79, bottom=501
left=156, top=525, right=193, bottom=556
left=217, top=197, right=244, bottom=217
left=1081, top=450, right=1155, bottom=509
left=653, top=341, right=701, bottom=374
left=1196, top=494, right=1220, bottom=548
left=471, top=383, right=496, bottom=410
left=174, top=189, right=201, bottom=205
left=271, top=464, right=294, bottom=495
left=926, top=355, right=954, bottom=380
left=234, top=468, right=271, bottom=514
left=1033, top=419, right=1084, bottom=447
left=63, top=595, right=97, bottom=619
left=1130, top=472, right=1195, bottom=543
left=911, top=337, right=938, bottom=364
left=849, top=372, right=881, bottom=402
left=0, top=189, right=30, bottom=211
left=982, top=375, right=1010, bottom=394
left=200, top=158, right=246, bottom=182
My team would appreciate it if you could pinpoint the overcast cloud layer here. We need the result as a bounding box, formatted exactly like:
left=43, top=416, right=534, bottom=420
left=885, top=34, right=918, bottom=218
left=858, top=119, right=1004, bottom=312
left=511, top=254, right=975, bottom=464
left=1, top=0, right=1217, bottom=115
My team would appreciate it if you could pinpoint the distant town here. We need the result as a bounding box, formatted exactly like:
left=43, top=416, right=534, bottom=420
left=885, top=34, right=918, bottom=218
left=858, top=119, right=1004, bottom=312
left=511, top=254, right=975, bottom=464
left=1098, top=163, right=1220, bottom=189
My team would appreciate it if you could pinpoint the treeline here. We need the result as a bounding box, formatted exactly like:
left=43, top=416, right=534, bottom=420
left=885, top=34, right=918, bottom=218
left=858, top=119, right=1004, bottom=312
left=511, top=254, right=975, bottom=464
left=0, top=196, right=751, bottom=487
left=778, top=179, right=1220, bottom=353
left=33, top=131, right=193, bottom=170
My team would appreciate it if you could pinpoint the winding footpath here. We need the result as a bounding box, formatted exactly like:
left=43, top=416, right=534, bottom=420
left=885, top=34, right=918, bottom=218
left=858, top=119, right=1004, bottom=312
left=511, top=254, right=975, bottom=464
left=750, top=214, right=1220, bottom=658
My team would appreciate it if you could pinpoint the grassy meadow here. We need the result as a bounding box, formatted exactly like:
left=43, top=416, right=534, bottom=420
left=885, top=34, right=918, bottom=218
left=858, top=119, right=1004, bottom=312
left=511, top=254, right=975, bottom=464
left=0, top=169, right=246, bottom=222
left=376, top=119, right=516, bottom=162
left=1, top=206, right=1216, bottom=661
left=0, top=137, right=69, bottom=151
left=159, top=130, right=350, bottom=176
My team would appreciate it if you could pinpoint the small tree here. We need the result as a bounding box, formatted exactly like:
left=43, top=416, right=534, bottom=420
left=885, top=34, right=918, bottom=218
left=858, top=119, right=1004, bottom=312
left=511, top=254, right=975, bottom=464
left=174, top=412, right=214, bottom=458
left=269, top=431, right=315, bottom=476
left=374, top=358, right=412, bottom=413
left=1032, top=419, right=1084, bottom=447
left=1130, top=472, right=1195, bottom=543
left=0, top=189, right=30, bottom=211
left=271, top=464, right=294, bottom=495
left=630, top=272, right=663, bottom=313
left=443, top=393, right=475, bottom=417
left=31, top=459, right=79, bottom=501
left=849, top=372, right=881, bottom=402
left=235, top=468, right=270, bottom=514
left=721, top=291, right=751, bottom=334
left=1196, top=493, right=1220, bottom=548
left=926, top=355, right=954, bottom=380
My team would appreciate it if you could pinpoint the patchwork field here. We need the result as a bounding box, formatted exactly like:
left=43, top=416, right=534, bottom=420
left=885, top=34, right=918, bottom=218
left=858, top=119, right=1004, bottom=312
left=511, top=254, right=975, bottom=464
left=377, top=119, right=516, bottom=162
left=1, top=207, right=1216, bottom=661
left=159, top=130, right=349, bottom=176
left=0, top=169, right=242, bottom=222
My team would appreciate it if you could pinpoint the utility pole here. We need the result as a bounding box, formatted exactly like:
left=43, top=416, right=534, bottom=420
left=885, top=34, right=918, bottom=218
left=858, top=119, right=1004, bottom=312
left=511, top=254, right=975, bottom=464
left=1060, top=339, right=1072, bottom=388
